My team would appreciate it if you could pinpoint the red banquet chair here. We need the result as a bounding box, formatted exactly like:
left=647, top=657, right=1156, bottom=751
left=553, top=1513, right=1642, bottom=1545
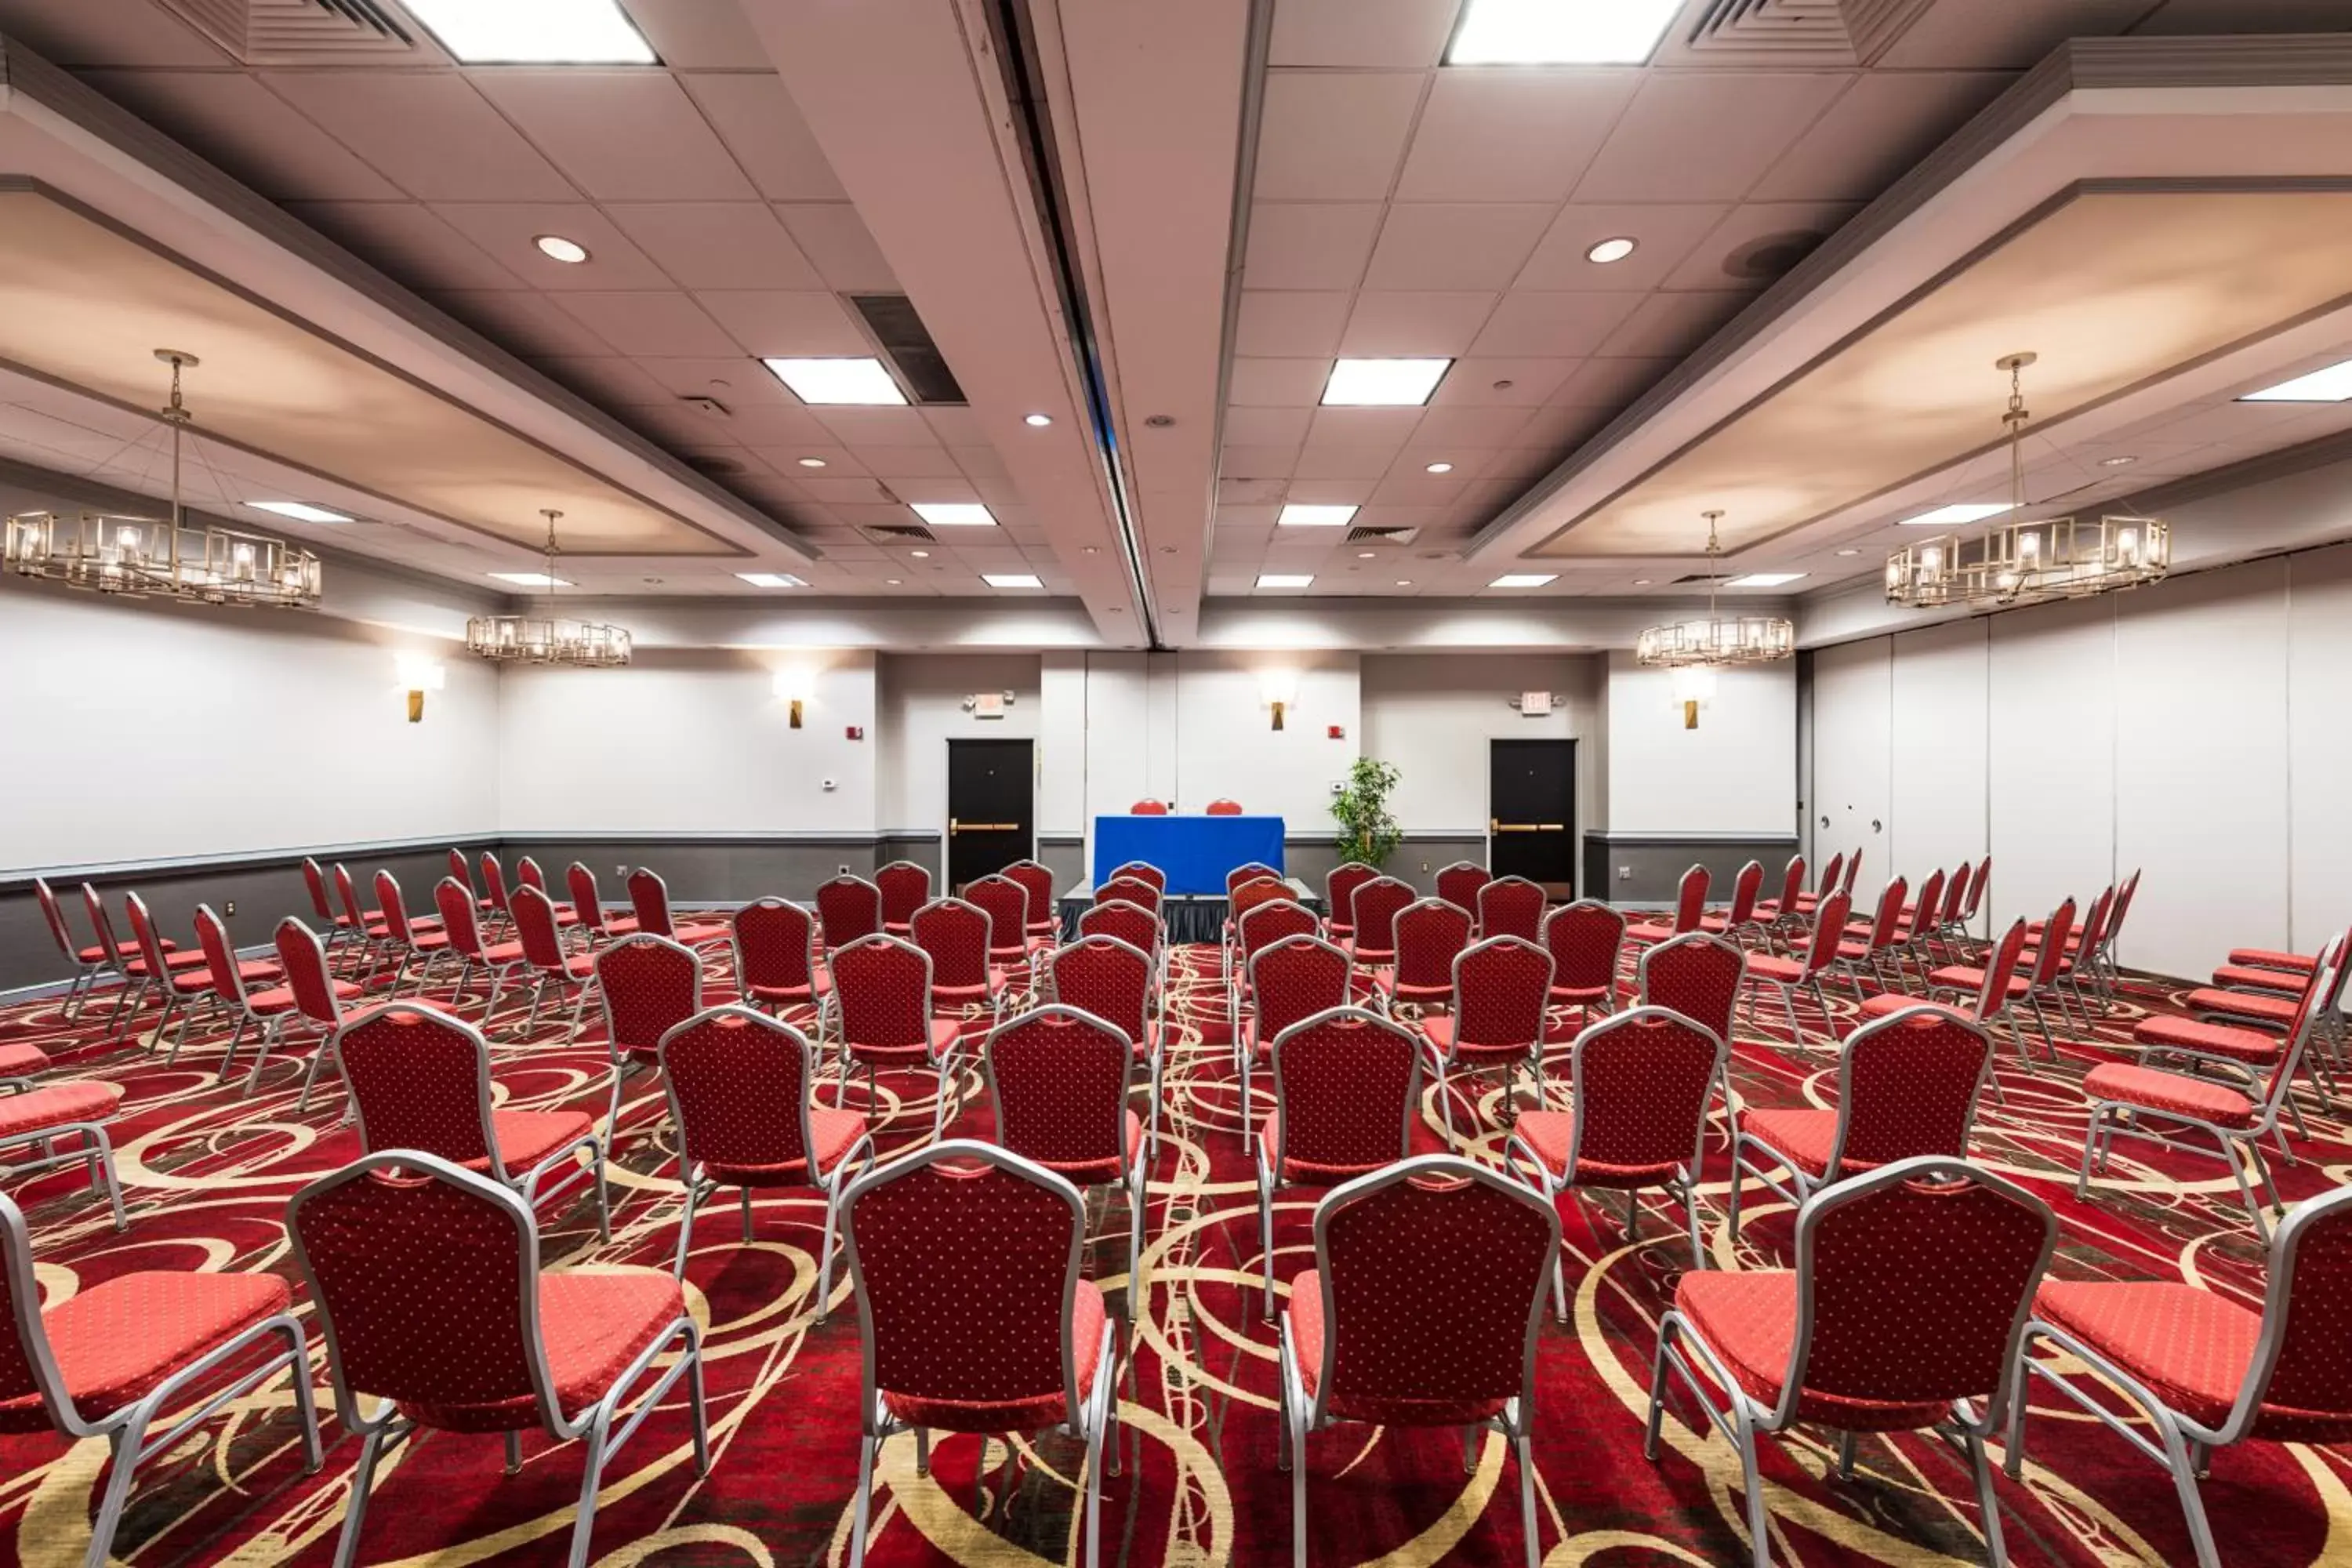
left=1005, top=858, right=1059, bottom=941
left=33, top=876, right=132, bottom=1021
left=1109, top=860, right=1167, bottom=893
left=333, top=1003, right=612, bottom=1238
left=911, top=896, right=1009, bottom=1023
left=1729, top=1006, right=1996, bottom=1240
left=447, top=846, right=494, bottom=913
left=567, top=862, right=638, bottom=942
left=1229, top=896, right=1320, bottom=1039
left=1254, top=1005, right=1420, bottom=1318
left=1206, top=798, right=1244, bottom=815
left=2137, top=926, right=2351, bottom=1127
left=2007, top=1181, right=2352, bottom=1568
left=1649, top=1156, right=2056, bottom=1568
left=1226, top=861, right=1282, bottom=905
left=829, top=935, right=961, bottom=1130
left=129, top=891, right=276, bottom=1061
left=1131, top=798, right=1169, bottom=814
left=1889, top=864, right=1948, bottom=983
left=1434, top=860, right=1491, bottom=918
left=370, top=869, right=453, bottom=997
left=1737, top=889, right=1851, bottom=1051
left=1238, top=935, right=1355, bottom=1117
left=477, top=849, right=515, bottom=932
left=1831, top=874, right=1910, bottom=997
left=1509, top=1006, right=1726, bottom=1283
left=875, top=859, right=931, bottom=935
left=627, top=867, right=728, bottom=946
left=594, top=934, right=704, bottom=1145
left=1627, top=864, right=1708, bottom=944
left=300, top=856, right=357, bottom=955
left=1639, top=932, right=1744, bottom=1052
left=660, top=1005, right=873, bottom=1298
left=1478, top=875, right=1547, bottom=942
left=1932, top=896, right=2075, bottom=1063
left=514, top=855, right=580, bottom=927
left=1345, top=875, right=1416, bottom=969
left=1378, top=897, right=1472, bottom=1013
left=0, top=1189, right=319, bottom=1568
left=1076, top=898, right=1164, bottom=982
left=967, top=873, right=1047, bottom=985
left=1225, top=878, right=1299, bottom=982
left=289, top=1150, right=707, bottom=1568
left=499, top=884, right=599, bottom=1040
left=1417, top=935, right=1554, bottom=1138
left=431, top=873, right=515, bottom=1014
left=1094, top=875, right=1163, bottom=917
left=330, top=862, right=401, bottom=983
left=1277, top=1154, right=1558, bottom=1568
left=194, top=904, right=320, bottom=1083
left=1323, top=862, right=1376, bottom=944
left=1699, top=858, right=1767, bottom=948
left=815, top=873, right=885, bottom=951
left=0, top=1064, right=127, bottom=1230
left=1788, top=850, right=1842, bottom=918
left=838, top=1141, right=1120, bottom=1568
left=1046, top=933, right=1160, bottom=1067
left=732, top=898, right=829, bottom=1025
left=230, top=916, right=363, bottom=1098
left=1751, top=854, right=1807, bottom=942
left=1542, top=899, right=1624, bottom=1028
left=982, top=1004, right=1154, bottom=1291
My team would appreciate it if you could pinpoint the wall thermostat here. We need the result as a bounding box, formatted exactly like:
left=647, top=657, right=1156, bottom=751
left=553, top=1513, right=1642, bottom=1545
left=822, top=778, right=838, bottom=791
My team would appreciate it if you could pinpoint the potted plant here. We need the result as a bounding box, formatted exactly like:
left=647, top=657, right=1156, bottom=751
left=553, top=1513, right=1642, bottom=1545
left=1330, top=757, right=1403, bottom=869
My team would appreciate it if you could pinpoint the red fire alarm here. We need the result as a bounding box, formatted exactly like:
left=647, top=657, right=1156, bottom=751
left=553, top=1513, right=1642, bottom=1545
left=845, top=724, right=865, bottom=740
left=1327, top=724, right=1345, bottom=739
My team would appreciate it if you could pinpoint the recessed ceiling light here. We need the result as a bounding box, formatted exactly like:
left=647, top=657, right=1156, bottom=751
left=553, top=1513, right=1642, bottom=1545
left=1585, top=237, right=1638, bottom=264
left=911, top=503, right=996, bottom=528
left=885, top=578, right=902, bottom=585
left=1425, top=461, right=1454, bottom=474
left=1257, top=573, right=1315, bottom=590
left=1278, top=503, right=1359, bottom=528
left=2100, top=455, right=2138, bottom=466
left=1632, top=578, right=1653, bottom=586
left=404, top=0, right=655, bottom=64
left=797, top=456, right=828, bottom=468
left=1357, top=550, right=1377, bottom=559
left=1447, top=0, right=1680, bottom=64
left=1835, top=548, right=1861, bottom=557
left=1900, top=503, right=2013, bottom=528
left=735, top=572, right=806, bottom=588
left=1024, top=413, right=1053, bottom=427
left=1395, top=579, right=1412, bottom=586
left=534, top=234, right=590, bottom=264
left=1490, top=573, right=1558, bottom=589
left=2241, top=358, right=2352, bottom=402
left=1321, top=358, right=1451, bottom=408
left=491, top=572, right=569, bottom=588
left=983, top=572, right=1044, bottom=589
left=246, top=500, right=353, bottom=524
left=1725, top=572, right=1807, bottom=588
left=910, top=549, right=931, bottom=558
left=761, top=358, right=907, bottom=406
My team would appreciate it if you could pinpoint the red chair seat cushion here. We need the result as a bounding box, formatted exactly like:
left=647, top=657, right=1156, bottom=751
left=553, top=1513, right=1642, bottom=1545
left=0, top=1043, right=53, bottom=1078
left=75, top=939, right=154, bottom=962
left=2227, top=948, right=2317, bottom=976
left=485, top=1109, right=595, bottom=1173
left=1744, top=954, right=1809, bottom=984
left=1926, top=964, right=2029, bottom=997
left=2211, top=964, right=2308, bottom=994
left=1624, top=922, right=1678, bottom=944
left=1740, top=1107, right=1839, bottom=1178
left=245, top=979, right=365, bottom=1016
left=747, top=971, right=835, bottom=1004
left=0, top=1272, right=291, bottom=1432
left=1286, top=1270, right=1506, bottom=1426
left=404, top=1269, right=684, bottom=1433
left=597, top=915, right=642, bottom=936
left=1025, top=1111, right=1146, bottom=1185
left=1417, top=1014, right=1533, bottom=1062
left=126, top=949, right=212, bottom=977
left=1258, top=1115, right=1392, bottom=1185
left=2132, top=1015, right=2279, bottom=1065
left=2082, top=1063, right=2255, bottom=1128
left=674, top=923, right=732, bottom=946
left=482, top=940, right=528, bottom=963
left=848, top=1018, right=964, bottom=1062
left=709, top=1106, right=869, bottom=1186
left=2187, top=987, right=2299, bottom=1026
left=1675, top=1271, right=1949, bottom=1432
left=0, top=1080, right=125, bottom=1141
left=1549, top=982, right=1612, bottom=1004
left=169, top=960, right=282, bottom=994
left=881, top=1279, right=1107, bottom=1433
left=1512, top=1106, right=1678, bottom=1188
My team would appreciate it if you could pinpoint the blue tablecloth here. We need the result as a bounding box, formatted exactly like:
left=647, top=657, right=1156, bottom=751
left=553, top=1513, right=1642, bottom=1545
left=1093, top=815, right=1285, bottom=897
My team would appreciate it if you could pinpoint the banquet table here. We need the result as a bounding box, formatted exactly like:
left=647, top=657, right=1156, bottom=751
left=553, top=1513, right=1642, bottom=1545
left=1091, top=813, right=1285, bottom=897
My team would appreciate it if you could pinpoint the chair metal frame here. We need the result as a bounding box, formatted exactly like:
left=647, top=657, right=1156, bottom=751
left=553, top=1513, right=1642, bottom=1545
left=1433, top=860, right=1492, bottom=920
left=1628, top=863, right=1710, bottom=944
left=1419, top=934, right=1554, bottom=1140
left=828, top=934, right=956, bottom=1131
left=1476, top=875, right=1548, bottom=942
left=1541, top=898, right=1625, bottom=1033
left=731, top=898, right=828, bottom=1032
left=0, top=1086, right=127, bottom=1232
left=875, top=859, right=933, bottom=935
left=1237, top=935, right=1356, bottom=1119
left=594, top=933, right=704, bottom=1148
left=910, top=895, right=1011, bottom=1026
left=236, top=916, right=355, bottom=1098
left=1323, top=862, right=1377, bottom=941
left=1737, top=889, right=1849, bottom=1052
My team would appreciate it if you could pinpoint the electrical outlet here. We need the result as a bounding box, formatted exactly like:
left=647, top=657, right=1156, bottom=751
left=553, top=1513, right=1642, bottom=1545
left=838, top=864, right=851, bottom=877
left=1618, top=866, right=1632, bottom=882
left=1420, top=861, right=1431, bottom=873
left=615, top=865, right=628, bottom=879
left=224, top=899, right=236, bottom=916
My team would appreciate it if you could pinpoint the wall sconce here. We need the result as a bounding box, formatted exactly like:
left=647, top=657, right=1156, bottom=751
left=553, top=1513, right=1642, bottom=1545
left=395, top=655, right=445, bottom=723
left=772, top=667, right=813, bottom=728
left=1671, top=665, right=1717, bottom=731
left=1261, top=670, right=1299, bottom=731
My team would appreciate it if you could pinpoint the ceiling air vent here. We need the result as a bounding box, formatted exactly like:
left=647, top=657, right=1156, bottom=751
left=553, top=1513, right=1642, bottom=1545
left=156, top=0, right=417, bottom=64
left=1686, top=0, right=1933, bottom=66
left=1344, top=525, right=1420, bottom=546
left=848, top=295, right=967, bottom=405
left=1672, top=572, right=1733, bottom=586
left=859, top=524, right=939, bottom=546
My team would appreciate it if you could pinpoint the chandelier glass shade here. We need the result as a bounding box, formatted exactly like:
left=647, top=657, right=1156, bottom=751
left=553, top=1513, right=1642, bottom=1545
left=466, top=509, right=633, bottom=667
left=1635, top=509, right=1796, bottom=671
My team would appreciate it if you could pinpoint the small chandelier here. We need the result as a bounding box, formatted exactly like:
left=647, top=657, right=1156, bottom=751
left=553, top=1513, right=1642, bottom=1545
left=1636, top=510, right=1795, bottom=728
left=1887, top=352, right=2169, bottom=610
left=466, top=509, right=632, bottom=666
left=2, top=350, right=321, bottom=610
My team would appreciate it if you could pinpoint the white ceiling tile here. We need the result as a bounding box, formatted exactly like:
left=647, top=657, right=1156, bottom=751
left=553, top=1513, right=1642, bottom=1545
left=621, top=0, right=771, bottom=67
left=853, top=445, right=963, bottom=477
left=0, top=0, right=227, bottom=66
left=1573, top=73, right=1853, bottom=203
left=1363, top=203, right=1555, bottom=291
left=1285, top=477, right=1380, bottom=503
left=1370, top=470, right=1471, bottom=505
left=430, top=202, right=676, bottom=289
left=1514, top=201, right=1730, bottom=290
left=425, top=289, right=622, bottom=357
left=1236, top=291, right=1354, bottom=358
left=1548, top=356, right=1677, bottom=407
left=1339, top=291, right=1498, bottom=354
left=1269, top=0, right=1462, bottom=67
left=1397, top=442, right=1499, bottom=476
left=1223, top=406, right=1316, bottom=445
left=1221, top=445, right=1302, bottom=478
left=953, top=445, right=1008, bottom=479
left=637, top=358, right=797, bottom=404
left=260, top=74, right=578, bottom=201
left=1877, top=0, right=2154, bottom=68
left=1412, top=405, right=1537, bottom=445
left=1427, top=357, right=1576, bottom=406
left=1229, top=358, right=1334, bottom=406
left=1221, top=476, right=1290, bottom=504
left=1396, top=68, right=1639, bottom=203
left=1307, top=407, right=1425, bottom=447
left=1594, top=290, right=1749, bottom=359
left=809, top=407, right=938, bottom=443
left=1748, top=71, right=2010, bottom=203
left=1661, top=200, right=1863, bottom=292
left=285, top=201, right=524, bottom=291
left=1294, top=444, right=1407, bottom=479
left=551, top=292, right=739, bottom=357
left=1467, top=291, right=1639, bottom=357
left=881, top=475, right=981, bottom=503
left=603, top=203, right=822, bottom=291
left=472, top=73, right=757, bottom=202
left=1254, top=71, right=1428, bottom=201
left=696, top=291, right=868, bottom=355
left=1243, top=203, right=1385, bottom=290
left=774, top=205, right=899, bottom=292
left=85, top=72, right=403, bottom=200
left=681, top=74, right=848, bottom=201
left=713, top=407, right=835, bottom=443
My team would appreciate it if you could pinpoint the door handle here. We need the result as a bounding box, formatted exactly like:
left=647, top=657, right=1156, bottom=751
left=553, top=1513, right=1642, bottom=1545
left=1490, top=820, right=1563, bottom=833
left=949, top=819, right=1019, bottom=835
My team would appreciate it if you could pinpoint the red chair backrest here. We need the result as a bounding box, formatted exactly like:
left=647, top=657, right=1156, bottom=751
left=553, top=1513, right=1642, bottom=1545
left=1450, top=936, right=1552, bottom=1048
left=1567, top=1008, right=1722, bottom=1178
left=1724, top=860, right=1763, bottom=925
left=1239, top=898, right=1318, bottom=966
left=2075, top=883, right=2116, bottom=958
left=274, top=919, right=343, bottom=1026
left=1478, top=877, right=1546, bottom=942
left=332, top=863, right=368, bottom=931
left=1965, top=855, right=1992, bottom=919
left=193, top=904, right=249, bottom=1006
left=1670, top=865, right=1709, bottom=933
left=478, top=852, right=510, bottom=914
left=911, top=898, right=992, bottom=991
left=1045, top=936, right=1151, bottom=1046
left=815, top=875, right=884, bottom=949
left=1349, top=877, right=1417, bottom=958
left=628, top=867, right=681, bottom=940
left=1251, top=936, right=1353, bottom=1041
left=2251, top=1178, right=2352, bottom=1427
left=2024, top=898, right=2076, bottom=988
left=446, top=848, right=474, bottom=895
left=1004, top=861, right=1055, bottom=928
left=1325, top=864, right=1377, bottom=931
left=372, top=870, right=418, bottom=948
left=1771, top=855, right=1806, bottom=914
left=2105, top=867, right=2140, bottom=947
left=1131, top=800, right=1168, bottom=815
left=1076, top=899, right=1160, bottom=960
left=1231, top=877, right=1295, bottom=924
left=122, top=890, right=171, bottom=980
left=33, top=877, right=77, bottom=960
left=986, top=1008, right=1134, bottom=1170
left=1269, top=1007, right=1419, bottom=1173
left=516, top=855, right=549, bottom=893
left=733, top=900, right=818, bottom=994
left=1974, top=919, right=2030, bottom=1019
left=1227, top=862, right=1280, bottom=898
left=434, top=877, right=486, bottom=961
left=661, top=1007, right=824, bottom=1173
left=336, top=1006, right=495, bottom=1167
left=1639, top=934, right=1744, bottom=1044
left=1910, top=867, right=1946, bottom=938
left=301, top=857, right=336, bottom=924
left=1863, top=876, right=1909, bottom=949
left=1940, top=860, right=1973, bottom=924
left=1837, top=1009, right=1994, bottom=1170
left=844, top=1145, right=1084, bottom=1416
left=1814, top=851, right=1844, bottom=902
left=1391, top=899, right=1472, bottom=991
left=1109, top=862, right=1166, bottom=892
left=1544, top=901, right=1624, bottom=993
left=876, top=862, right=931, bottom=929
left=2259, top=938, right=2347, bottom=1112
left=596, top=935, right=703, bottom=1054
left=566, top=863, right=609, bottom=935
left=1435, top=863, right=1490, bottom=916
left=1798, top=891, right=1853, bottom=979
left=1839, top=848, right=1864, bottom=897
left=510, top=886, right=568, bottom=971
left=965, top=877, right=1033, bottom=959
left=832, top=936, right=932, bottom=1050
left=1788, top=1160, right=2053, bottom=1416
left=1206, top=799, right=1243, bottom=815
left=1096, top=876, right=1162, bottom=915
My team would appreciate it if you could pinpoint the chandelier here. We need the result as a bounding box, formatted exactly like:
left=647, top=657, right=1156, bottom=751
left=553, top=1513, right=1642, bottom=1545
left=1635, top=510, right=1795, bottom=730
left=1886, top=352, right=2169, bottom=610
left=2, top=350, right=321, bottom=609
left=466, top=509, right=632, bottom=666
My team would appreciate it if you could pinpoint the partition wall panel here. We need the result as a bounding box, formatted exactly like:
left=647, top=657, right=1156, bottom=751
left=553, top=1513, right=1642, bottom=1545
left=1984, top=595, right=2117, bottom=938
left=2288, top=543, right=2352, bottom=950
left=1807, top=638, right=1892, bottom=880
left=1887, top=618, right=1991, bottom=924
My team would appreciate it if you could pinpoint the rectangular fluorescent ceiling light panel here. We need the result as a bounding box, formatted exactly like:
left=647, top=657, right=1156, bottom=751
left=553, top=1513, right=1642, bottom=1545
left=1277, top=503, right=1359, bottom=528
left=1901, top=503, right=2013, bottom=527
left=1257, top=573, right=1315, bottom=589
left=247, top=501, right=354, bottom=524
left=404, top=0, right=657, bottom=64
left=761, top=358, right=908, bottom=405
left=982, top=573, right=1043, bottom=589
left=1321, top=358, right=1451, bottom=407
left=1725, top=572, right=1806, bottom=588
left=910, top=503, right=996, bottom=528
left=1447, top=0, right=1681, bottom=64
left=491, top=572, right=569, bottom=587
left=2240, top=358, right=2352, bottom=402
left=1490, top=573, right=1557, bottom=588
left=735, top=572, right=807, bottom=588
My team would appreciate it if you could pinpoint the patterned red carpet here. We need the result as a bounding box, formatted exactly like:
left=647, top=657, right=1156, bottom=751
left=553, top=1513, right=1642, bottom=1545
left=0, top=929, right=2346, bottom=1567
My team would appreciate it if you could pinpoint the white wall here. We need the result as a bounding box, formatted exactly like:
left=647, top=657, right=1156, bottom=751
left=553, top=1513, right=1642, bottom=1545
left=1360, top=654, right=1602, bottom=837
left=877, top=653, right=1044, bottom=834
left=1169, top=651, right=1360, bottom=819
left=1602, top=653, right=1798, bottom=837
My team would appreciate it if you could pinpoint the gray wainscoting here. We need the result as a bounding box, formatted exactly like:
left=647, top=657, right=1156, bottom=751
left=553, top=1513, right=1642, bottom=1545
left=1582, top=833, right=1801, bottom=906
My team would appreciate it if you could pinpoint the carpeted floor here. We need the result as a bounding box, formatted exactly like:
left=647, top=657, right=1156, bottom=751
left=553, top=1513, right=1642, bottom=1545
left=0, top=926, right=2346, bottom=1567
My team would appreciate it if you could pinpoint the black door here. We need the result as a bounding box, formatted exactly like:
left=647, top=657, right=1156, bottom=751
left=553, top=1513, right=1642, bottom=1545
left=947, top=738, right=1034, bottom=889
left=1489, top=739, right=1575, bottom=897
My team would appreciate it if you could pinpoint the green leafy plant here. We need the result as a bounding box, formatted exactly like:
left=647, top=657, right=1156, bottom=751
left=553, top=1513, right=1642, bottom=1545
left=1330, top=757, right=1403, bottom=869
